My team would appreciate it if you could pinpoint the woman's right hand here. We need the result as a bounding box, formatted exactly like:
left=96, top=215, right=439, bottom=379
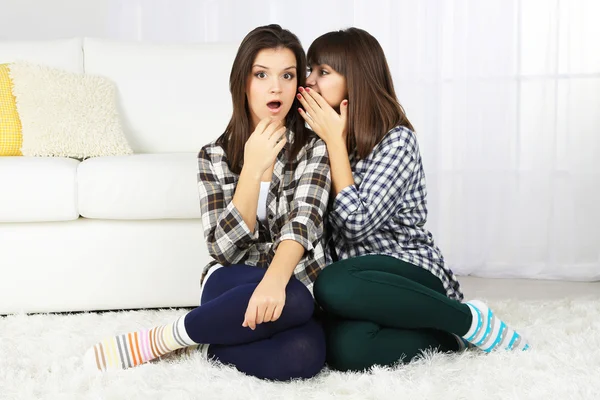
left=243, top=118, right=287, bottom=178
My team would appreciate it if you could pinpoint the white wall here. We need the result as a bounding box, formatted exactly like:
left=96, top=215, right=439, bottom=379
left=0, top=0, right=112, bottom=40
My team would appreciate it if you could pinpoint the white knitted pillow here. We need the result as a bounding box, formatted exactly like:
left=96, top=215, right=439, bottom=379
left=9, top=61, right=132, bottom=158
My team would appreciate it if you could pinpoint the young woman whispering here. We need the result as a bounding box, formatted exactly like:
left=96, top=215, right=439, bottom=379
left=297, top=27, right=530, bottom=372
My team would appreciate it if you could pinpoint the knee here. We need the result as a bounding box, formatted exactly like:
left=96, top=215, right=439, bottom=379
left=314, top=263, right=353, bottom=312
left=285, top=278, right=315, bottom=324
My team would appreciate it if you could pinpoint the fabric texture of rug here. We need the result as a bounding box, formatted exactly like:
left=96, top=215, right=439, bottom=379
left=1, top=297, right=598, bottom=400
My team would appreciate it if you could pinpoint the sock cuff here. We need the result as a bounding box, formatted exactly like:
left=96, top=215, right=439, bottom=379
left=176, top=315, right=197, bottom=346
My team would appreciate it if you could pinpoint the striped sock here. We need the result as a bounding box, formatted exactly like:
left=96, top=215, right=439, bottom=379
left=463, top=300, right=530, bottom=353
left=83, top=315, right=199, bottom=372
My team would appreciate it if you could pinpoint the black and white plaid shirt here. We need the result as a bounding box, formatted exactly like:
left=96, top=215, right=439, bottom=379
left=326, top=126, right=464, bottom=300
left=197, top=131, right=331, bottom=293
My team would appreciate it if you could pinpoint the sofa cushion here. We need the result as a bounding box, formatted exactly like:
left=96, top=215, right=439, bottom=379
left=0, top=157, right=79, bottom=222
left=83, top=38, right=238, bottom=153
left=78, top=153, right=201, bottom=220
left=9, top=61, right=133, bottom=158
left=0, top=38, right=83, bottom=73
left=0, top=64, right=22, bottom=156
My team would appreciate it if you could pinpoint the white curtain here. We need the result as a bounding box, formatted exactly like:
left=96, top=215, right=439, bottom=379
left=2, top=0, right=598, bottom=280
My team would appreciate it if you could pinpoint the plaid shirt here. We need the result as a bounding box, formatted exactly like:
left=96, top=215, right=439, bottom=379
left=326, top=126, right=463, bottom=300
left=197, top=131, right=331, bottom=293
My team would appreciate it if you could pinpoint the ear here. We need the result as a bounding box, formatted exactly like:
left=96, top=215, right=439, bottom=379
left=340, top=99, right=349, bottom=119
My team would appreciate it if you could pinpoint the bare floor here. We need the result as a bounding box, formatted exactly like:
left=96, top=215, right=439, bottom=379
left=459, top=276, right=600, bottom=300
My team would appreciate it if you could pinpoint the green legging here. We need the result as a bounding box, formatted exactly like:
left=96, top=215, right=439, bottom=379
left=313, top=255, right=473, bottom=372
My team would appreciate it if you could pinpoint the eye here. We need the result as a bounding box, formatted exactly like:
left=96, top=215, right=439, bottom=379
left=283, top=72, right=295, bottom=80
left=320, top=69, right=329, bottom=76
left=255, top=72, right=267, bottom=79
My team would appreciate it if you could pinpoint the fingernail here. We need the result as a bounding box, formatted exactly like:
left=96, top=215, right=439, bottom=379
left=298, top=107, right=302, bottom=112
left=296, top=94, right=302, bottom=99
left=298, top=87, right=304, bottom=92
left=305, top=87, right=310, bottom=92
left=343, top=100, right=348, bottom=105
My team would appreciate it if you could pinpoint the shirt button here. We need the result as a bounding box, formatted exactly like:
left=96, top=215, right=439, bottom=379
left=268, top=213, right=274, bottom=219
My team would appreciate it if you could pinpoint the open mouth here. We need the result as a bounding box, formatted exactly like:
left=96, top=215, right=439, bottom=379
left=267, top=101, right=282, bottom=113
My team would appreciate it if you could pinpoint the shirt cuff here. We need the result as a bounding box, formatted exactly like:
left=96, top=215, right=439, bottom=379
left=220, top=202, right=259, bottom=248
left=276, top=221, right=315, bottom=252
left=330, top=184, right=361, bottom=226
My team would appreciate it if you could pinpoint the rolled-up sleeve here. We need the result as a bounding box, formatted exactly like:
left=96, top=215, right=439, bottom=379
left=329, top=144, right=417, bottom=243
left=274, top=140, right=331, bottom=253
left=197, top=147, right=258, bottom=265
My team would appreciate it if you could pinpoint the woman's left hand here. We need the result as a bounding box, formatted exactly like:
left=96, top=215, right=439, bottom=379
left=297, top=87, right=348, bottom=145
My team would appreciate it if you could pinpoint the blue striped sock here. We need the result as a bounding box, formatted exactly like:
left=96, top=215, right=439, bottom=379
left=463, top=300, right=530, bottom=353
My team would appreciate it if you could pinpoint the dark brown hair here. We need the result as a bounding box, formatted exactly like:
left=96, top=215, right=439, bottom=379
left=218, top=24, right=308, bottom=174
left=307, top=27, right=414, bottom=159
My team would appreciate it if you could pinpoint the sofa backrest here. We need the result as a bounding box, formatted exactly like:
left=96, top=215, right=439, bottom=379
left=83, top=38, right=238, bottom=153
left=0, top=38, right=83, bottom=73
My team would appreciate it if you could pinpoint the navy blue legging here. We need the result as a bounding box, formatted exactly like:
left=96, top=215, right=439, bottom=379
left=182, top=265, right=325, bottom=381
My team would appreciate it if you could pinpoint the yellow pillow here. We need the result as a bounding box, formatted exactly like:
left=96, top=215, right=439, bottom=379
left=0, top=63, right=22, bottom=156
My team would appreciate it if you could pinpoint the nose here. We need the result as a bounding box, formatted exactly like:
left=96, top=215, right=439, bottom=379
left=306, top=71, right=316, bottom=87
left=270, top=77, right=282, bottom=94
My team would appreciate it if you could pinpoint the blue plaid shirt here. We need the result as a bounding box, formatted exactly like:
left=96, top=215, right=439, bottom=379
left=326, top=126, right=463, bottom=300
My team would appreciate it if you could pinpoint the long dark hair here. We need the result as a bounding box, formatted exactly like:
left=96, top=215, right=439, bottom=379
left=307, top=27, right=414, bottom=159
left=218, top=24, right=308, bottom=174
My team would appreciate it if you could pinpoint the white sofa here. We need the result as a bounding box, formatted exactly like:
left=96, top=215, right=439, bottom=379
left=0, top=38, right=240, bottom=314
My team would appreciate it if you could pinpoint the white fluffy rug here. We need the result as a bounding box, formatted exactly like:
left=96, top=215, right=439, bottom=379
left=1, top=297, right=599, bottom=400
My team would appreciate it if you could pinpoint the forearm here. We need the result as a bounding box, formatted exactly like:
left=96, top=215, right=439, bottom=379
left=231, top=166, right=262, bottom=233
left=327, top=138, right=354, bottom=196
left=264, top=240, right=305, bottom=286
